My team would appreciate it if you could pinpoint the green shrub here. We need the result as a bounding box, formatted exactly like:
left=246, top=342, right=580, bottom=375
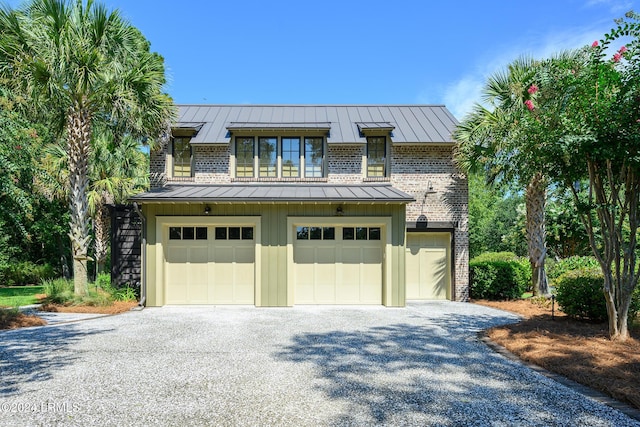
left=114, top=286, right=137, bottom=302
left=43, top=274, right=136, bottom=306
left=548, top=256, right=599, bottom=284
left=43, top=278, right=75, bottom=304
left=553, top=263, right=640, bottom=324
left=471, top=252, right=522, bottom=263
left=555, top=268, right=606, bottom=321
left=0, top=262, right=55, bottom=286
left=470, top=253, right=530, bottom=300
left=94, top=273, right=113, bottom=293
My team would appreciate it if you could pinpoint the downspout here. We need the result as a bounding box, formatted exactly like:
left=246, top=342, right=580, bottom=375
left=132, top=202, right=147, bottom=308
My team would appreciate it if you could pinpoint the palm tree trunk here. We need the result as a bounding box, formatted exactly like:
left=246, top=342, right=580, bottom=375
left=94, top=203, right=110, bottom=275
left=68, top=106, right=92, bottom=295
left=526, top=172, right=549, bottom=296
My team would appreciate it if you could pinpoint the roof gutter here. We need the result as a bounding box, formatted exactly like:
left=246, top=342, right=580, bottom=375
left=132, top=202, right=147, bottom=309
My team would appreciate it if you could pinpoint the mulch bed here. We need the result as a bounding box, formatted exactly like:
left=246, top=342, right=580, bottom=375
left=0, top=310, right=47, bottom=330
left=475, top=299, right=640, bottom=410
left=39, top=300, right=138, bottom=315
left=0, top=300, right=138, bottom=330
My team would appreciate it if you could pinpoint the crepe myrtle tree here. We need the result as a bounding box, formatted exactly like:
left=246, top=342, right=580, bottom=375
left=455, top=57, right=551, bottom=297
left=532, top=13, right=640, bottom=340
left=0, top=0, right=174, bottom=295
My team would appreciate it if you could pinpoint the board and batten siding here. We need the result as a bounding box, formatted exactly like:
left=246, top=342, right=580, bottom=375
left=142, top=202, right=406, bottom=307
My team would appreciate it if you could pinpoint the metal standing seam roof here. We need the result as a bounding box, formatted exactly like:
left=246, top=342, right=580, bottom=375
left=131, top=183, right=415, bottom=203
left=173, top=105, right=458, bottom=144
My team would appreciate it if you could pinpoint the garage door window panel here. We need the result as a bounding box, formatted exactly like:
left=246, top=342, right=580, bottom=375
left=215, top=227, right=227, bottom=240
left=323, top=227, right=335, bottom=240
left=369, top=227, right=381, bottom=240
left=242, top=227, right=254, bottom=240
left=196, top=227, right=208, bottom=240
left=229, top=227, right=241, bottom=240
left=169, top=227, right=182, bottom=240
left=182, top=227, right=195, bottom=240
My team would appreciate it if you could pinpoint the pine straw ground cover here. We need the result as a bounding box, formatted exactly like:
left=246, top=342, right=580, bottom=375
left=0, top=300, right=137, bottom=330
left=475, top=298, right=640, bottom=410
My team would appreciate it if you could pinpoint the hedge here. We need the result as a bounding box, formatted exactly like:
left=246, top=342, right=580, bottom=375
left=555, top=267, right=640, bottom=322
left=470, top=252, right=530, bottom=300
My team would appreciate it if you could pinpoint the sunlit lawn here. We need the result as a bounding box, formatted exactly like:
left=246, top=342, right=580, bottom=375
left=0, top=286, right=45, bottom=307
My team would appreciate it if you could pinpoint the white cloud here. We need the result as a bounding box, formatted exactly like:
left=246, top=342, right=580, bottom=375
left=441, top=78, right=485, bottom=121
left=586, top=0, right=634, bottom=14
left=434, top=21, right=616, bottom=119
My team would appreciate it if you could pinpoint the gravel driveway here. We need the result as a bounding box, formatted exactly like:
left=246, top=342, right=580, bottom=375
left=0, top=301, right=638, bottom=426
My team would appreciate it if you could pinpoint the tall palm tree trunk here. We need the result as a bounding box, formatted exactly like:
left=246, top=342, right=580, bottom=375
left=94, top=203, right=110, bottom=275
left=526, top=172, right=549, bottom=296
left=68, top=106, right=92, bottom=295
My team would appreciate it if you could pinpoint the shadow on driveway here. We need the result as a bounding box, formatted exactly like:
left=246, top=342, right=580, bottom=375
left=0, top=324, right=109, bottom=396
left=274, top=308, right=625, bottom=426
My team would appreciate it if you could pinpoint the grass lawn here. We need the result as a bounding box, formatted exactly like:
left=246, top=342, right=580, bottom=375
left=475, top=298, right=640, bottom=411
left=0, top=286, right=45, bottom=307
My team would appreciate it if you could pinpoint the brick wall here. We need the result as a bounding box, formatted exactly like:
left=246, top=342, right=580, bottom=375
left=390, top=144, right=469, bottom=301
left=149, top=145, right=167, bottom=189
left=327, top=145, right=364, bottom=183
left=193, top=145, right=231, bottom=184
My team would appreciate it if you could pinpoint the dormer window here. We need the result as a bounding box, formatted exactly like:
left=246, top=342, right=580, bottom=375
left=304, top=137, right=323, bottom=178
left=259, top=137, right=277, bottom=177
left=366, top=136, right=387, bottom=177
left=282, top=137, right=301, bottom=178
left=172, top=137, right=192, bottom=177
left=233, top=135, right=325, bottom=179
left=236, top=137, right=255, bottom=177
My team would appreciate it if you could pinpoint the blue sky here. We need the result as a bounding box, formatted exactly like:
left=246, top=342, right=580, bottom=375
left=5, top=0, right=639, bottom=119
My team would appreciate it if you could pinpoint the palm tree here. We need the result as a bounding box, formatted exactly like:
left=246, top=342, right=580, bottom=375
left=89, top=131, right=149, bottom=275
left=455, top=57, right=550, bottom=297
left=0, top=0, right=174, bottom=295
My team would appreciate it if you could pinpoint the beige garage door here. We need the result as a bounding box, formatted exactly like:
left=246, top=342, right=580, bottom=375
left=406, top=232, right=451, bottom=300
left=294, top=225, right=382, bottom=304
left=165, top=225, right=255, bottom=304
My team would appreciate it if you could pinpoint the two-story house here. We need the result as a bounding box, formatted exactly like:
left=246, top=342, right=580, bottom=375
left=131, top=104, right=468, bottom=307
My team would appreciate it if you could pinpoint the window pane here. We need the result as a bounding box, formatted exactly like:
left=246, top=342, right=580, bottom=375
left=169, top=227, right=182, bottom=240
left=182, top=227, right=195, bottom=240
left=304, top=137, right=323, bottom=177
left=310, top=227, right=322, bottom=240
left=173, top=138, right=191, bottom=177
left=343, top=227, right=354, bottom=240
left=369, top=227, right=381, bottom=240
left=236, top=137, right=255, bottom=177
left=196, top=227, right=208, bottom=240
left=323, top=227, right=335, bottom=240
left=367, top=136, right=386, bottom=177
left=297, top=226, right=309, bottom=240
left=215, top=227, right=227, bottom=240
left=281, top=137, right=300, bottom=178
left=259, top=137, right=277, bottom=177
left=242, top=227, right=254, bottom=240
left=229, top=227, right=241, bottom=240
left=356, top=227, right=368, bottom=240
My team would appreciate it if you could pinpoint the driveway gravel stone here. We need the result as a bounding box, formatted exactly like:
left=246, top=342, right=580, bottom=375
left=0, top=301, right=638, bottom=426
